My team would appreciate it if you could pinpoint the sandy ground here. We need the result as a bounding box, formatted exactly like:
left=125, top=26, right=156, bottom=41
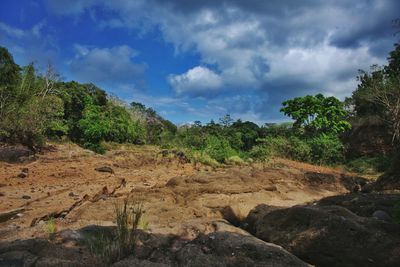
left=0, top=143, right=357, bottom=241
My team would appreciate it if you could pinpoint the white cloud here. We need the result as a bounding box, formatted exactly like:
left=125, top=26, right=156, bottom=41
left=40, top=0, right=400, bottom=122
left=168, top=66, right=223, bottom=96
left=70, top=45, right=146, bottom=84
left=0, top=22, right=25, bottom=38
left=0, top=21, right=59, bottom=70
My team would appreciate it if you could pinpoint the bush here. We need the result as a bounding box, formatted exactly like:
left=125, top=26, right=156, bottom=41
left=188, top=150, right=219, bottom=167
left=346, top=156, right=391, bottom=174
left=225, top=155, right=245, bottom=165
left=307, top=134, right=344, bottom=165
left=249, top=144, right=271, bottom=161
left=286, top=136, right=312, bottom=162
left=256, top=136, right=311, bottom=162
left=204, top=135, right=237, bottom=163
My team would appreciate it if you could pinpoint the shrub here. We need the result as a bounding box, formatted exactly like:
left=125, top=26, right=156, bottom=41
left=255, top=136, right=311, bottom=162
left=225, top=155, right=245, bottom=165
left=307, top=134, right=344, bottom=165
left=204, top=135, right=236, bottom=163
left=346, top=156, right=391, bottom=174
left=286, top=136, right=312, bottom=162
left=188, top=150, right=219, bottom=167
left=249, top=144, right=271, bottom=161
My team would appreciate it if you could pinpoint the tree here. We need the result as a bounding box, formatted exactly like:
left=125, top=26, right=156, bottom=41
left=357, top=43, right=400, bottom=189
left=219, top=114, right=233, bottom=127
left=0, top=47, right=20, bottom=87
left=280, top=94, right=351, bottom=136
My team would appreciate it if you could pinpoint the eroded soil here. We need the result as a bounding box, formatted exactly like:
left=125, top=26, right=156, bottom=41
left=0, top=143, right=362, bottom=242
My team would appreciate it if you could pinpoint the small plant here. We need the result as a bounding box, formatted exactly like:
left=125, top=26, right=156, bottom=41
left=87, top=197, right=145, bottom=264
left=225, top=155, right=245, bottom=165
left=45, top=217, right=57, bottom=234
left=189, top=150, right=220, bottom=167
left=137, top=217, right=149, bottom=230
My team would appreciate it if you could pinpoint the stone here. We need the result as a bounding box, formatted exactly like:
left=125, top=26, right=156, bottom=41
left=68, top=192, right=77, bottom=197
left=0, top=250, right=38, bottom=267
left=95, top=166, right=114, bottom=174
left=373, top=210, right=391, bottom=222
left=245, top=199, right=400, bottom=267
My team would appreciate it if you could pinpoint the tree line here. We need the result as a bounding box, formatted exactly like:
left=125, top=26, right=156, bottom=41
left=0, top=43, right=399, bottom=178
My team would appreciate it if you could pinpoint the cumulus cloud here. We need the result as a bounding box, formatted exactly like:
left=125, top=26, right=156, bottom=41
left=42, top=0, right=399, bottom=121
left=168, top=66, right=223, bottom=96
left=70, top=44, right=146, bottom=84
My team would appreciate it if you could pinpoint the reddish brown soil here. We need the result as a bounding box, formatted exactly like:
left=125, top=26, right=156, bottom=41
left=0, top=143, right=361, bottom=241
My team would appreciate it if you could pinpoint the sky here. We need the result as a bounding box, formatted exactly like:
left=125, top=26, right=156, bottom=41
left=0, top=0, right=398, bottom=125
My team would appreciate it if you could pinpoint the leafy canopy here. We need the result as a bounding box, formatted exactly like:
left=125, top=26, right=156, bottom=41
left=280, top=93, right=351, bottom=136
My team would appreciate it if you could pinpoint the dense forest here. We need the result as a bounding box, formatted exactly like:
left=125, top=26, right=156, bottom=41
left=0, top=43, right=399, bottom=176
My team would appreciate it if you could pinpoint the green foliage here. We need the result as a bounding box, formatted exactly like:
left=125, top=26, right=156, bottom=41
left=188, top=150, right=220, bottom=167
left=249, top=144, right=271, bottom=161
left=281, top=94, right=351, bottom=136
left=87, top=198, right=144, bottom=264
left=230, top=120, right=260, bottom=150
left=0, top=47, right=20, bottom=87
left=105, top=101, right=146, bottom=144
left=346, top=156, right=392, bottom=174
left=45, top=217, right=57, bottom=234
left=204, top=135, right=237, bottom=163
left=261, top=122, right=293, bottom=137
left=257, top=136, right=311, bottom=162
left=225, top=155, right=245, bottom=165
left=307, top=134, right=344, bottom=164
left=79, top=103, right=109, bottom=153
left=0, top=53, right=67, bottom=149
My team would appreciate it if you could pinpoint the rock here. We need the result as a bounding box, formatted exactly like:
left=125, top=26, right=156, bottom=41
left=68, top=192, right=77, bottom=197
left=0, top=145, right=34, bottom=163
left=373, top=210, right=391, bottom=222
left=264, top=185, right=278, bottom=191
left=35, top=257, right=86, bottom=267
left=316, top=193, right=400, bottom=218
left=112, top=258, right=169, bottom=267
left=95, top=166, right=114, bottom=174
left=58, top=229, right=84, bottom=244
left=0, top=238, right=97, bottom=266
left=245, top=200, right=400, bottom=267
left=0, top=250, right=38, bottom=267
left=22, top=195, right=31, bottom=200
left=0, top=208, right=25, bottom=223
left=17, top=168, right=29, bottom=178
left=175, top=231, right=308, bottom=267
left=17, top=172, right=28, bottom=178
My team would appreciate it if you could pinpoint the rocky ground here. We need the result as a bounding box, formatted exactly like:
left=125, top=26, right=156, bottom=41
left=0, top=143, right=399, bottom=266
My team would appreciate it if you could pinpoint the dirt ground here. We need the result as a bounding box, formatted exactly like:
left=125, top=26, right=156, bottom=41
left=0, top=143, right=362, bottom=242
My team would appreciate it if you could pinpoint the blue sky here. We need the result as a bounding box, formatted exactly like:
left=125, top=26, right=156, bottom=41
left=0, top=0, right=398, bottom=125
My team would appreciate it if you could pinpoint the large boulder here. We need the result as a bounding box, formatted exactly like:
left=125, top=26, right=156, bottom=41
left=0, top=145, right=34, bottom=163
left=175, top=231, right=309, bottom=267
left=245, top=198, right=400, bottom=267
left=0, top=238, right=96, bottom=267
